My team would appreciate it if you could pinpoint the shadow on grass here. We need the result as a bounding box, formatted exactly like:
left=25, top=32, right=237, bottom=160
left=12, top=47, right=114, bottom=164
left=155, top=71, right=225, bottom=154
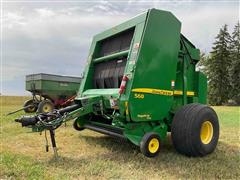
left=78, top=133, right=176, bottom=155
left=47, top=134, right=239, bottom=179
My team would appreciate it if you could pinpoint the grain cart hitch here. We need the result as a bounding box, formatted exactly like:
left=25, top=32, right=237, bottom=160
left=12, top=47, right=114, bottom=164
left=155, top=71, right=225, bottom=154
left=7, top=104, right=37, bottom=115
left=15, top=96, right=102, bottom=157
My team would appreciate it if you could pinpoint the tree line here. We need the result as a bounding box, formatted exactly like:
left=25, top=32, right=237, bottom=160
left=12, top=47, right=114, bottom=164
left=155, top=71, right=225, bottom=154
left=198, top=22, right=240, bottom=105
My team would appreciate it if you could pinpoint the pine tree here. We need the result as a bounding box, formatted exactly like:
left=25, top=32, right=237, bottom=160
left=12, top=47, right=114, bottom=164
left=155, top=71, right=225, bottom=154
left=197, top=52, right=208, bottom=75
left=208, top=24, right=231, bottom=105
left=229, top=22, right=240, bottom=104
left=196, top=52, right=206, bottom=74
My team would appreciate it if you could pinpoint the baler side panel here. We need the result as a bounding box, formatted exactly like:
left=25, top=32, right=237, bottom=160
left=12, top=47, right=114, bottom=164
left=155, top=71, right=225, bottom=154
left=118, top=21, right=148, bottom=116
left=129, top=9, right=181, bottom=121
left=197, top=72, right=207, bottom=104
left=78, top=39, right=97, bottom=95
left=172, top=38, right=201, bottom=111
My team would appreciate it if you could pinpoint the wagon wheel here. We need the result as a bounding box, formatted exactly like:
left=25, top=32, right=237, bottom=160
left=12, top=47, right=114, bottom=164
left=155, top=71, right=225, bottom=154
left=37, top=100, right=54, bottom=113
left=24, top=99, right=37, bottom=113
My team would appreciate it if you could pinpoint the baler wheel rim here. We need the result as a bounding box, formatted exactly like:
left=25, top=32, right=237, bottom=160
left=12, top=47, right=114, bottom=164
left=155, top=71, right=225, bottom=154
left=200, top=120, right=213, bottom=144
left=73, top=119, right=85, bottom=131
left=148, top=138, right=160, bottom=153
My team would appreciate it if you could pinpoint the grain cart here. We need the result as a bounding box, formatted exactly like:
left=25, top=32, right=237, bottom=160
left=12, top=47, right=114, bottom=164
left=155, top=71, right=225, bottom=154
left=24, top=73, right=81, bottom=113
left=15, top=9, right=219, bottom=158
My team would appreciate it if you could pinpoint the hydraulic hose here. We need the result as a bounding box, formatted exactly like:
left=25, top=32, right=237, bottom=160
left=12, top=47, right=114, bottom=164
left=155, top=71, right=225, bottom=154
left=15, top=103, right=81, bottom=127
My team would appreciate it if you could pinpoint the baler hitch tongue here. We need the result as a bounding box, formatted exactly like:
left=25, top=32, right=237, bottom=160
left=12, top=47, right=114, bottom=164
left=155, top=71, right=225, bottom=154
left=15, top=114, right=60, bottom=158
left=15, top=116, right=38, bottom=126
left=14, top=103, right=82, bottom=158
left=15, top=103, right=81, bottom=127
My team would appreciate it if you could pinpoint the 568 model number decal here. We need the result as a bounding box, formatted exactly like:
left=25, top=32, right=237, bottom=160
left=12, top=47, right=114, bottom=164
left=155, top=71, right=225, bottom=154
left=134, top=93, right=144, bottom=99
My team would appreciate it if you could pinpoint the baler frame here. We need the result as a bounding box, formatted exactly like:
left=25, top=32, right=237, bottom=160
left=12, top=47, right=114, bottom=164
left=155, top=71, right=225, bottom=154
left=15, top=9, right=219, bottom=158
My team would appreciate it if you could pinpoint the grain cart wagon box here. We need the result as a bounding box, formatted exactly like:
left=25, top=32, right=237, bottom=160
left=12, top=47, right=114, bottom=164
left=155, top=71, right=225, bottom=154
left=15, top=9, right=219, bottom=158
left=24, top=73, right=82, bottom=113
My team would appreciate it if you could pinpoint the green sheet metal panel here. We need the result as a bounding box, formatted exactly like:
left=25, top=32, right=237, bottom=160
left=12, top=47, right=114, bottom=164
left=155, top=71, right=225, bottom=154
left=26, top=73, right=81, bottom=100
left=197, top=72, right=207, bottom=104
left=128, top=9, right=181, bottom=122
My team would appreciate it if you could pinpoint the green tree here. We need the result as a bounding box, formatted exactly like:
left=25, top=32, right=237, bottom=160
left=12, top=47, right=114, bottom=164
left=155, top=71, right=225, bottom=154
left=229, top=22, right=240, bottom=104
left=208, top=24, right=231, bottom=105
left=197, top=52, right=208, bottom=75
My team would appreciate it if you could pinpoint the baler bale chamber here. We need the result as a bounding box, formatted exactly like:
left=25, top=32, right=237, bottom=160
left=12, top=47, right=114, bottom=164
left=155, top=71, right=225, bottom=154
left=16, top=9, right=219, bottom=158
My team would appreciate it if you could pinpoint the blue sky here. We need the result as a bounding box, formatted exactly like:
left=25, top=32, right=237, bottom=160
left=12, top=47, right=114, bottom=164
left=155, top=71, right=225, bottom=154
left=1, top=0, right=239, bottom=95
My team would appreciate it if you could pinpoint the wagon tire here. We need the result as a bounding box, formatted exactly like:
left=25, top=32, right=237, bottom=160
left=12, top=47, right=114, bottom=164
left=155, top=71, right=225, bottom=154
left=171, top=103, right=219, bottom=157
left=24, top=99, right=37, bottom=113
left=37, top=100, right=54, bottom=113
left=73, top=119, right=85, bottom=131
left=140, top=132, right=161, bottom=158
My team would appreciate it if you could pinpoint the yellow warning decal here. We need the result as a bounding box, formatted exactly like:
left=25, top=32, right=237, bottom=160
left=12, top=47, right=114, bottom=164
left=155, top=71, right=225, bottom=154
left=187, top=91, right=195, bottom=96
left=173, top=90, right=183, bottom=95
left=132, top=88, right=173, bottom=96
left=125, top=101, right=129, bottom=116
left=132, top=88, right=195, bottom=96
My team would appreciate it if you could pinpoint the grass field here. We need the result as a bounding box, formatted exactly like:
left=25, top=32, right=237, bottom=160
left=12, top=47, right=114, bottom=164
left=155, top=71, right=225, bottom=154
left=1, top=96, right=240, bottom=179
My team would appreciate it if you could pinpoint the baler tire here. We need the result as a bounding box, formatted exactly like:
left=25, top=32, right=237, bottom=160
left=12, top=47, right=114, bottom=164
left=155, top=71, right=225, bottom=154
left=171, top=103, right=219, bottom=157
left=140, top=132, right=161, bottom=158
left=37, top=100, right=54, bottom=113
left=73, top=119, right=85, bottom=131
left=24, top=100, right=37, bottom=113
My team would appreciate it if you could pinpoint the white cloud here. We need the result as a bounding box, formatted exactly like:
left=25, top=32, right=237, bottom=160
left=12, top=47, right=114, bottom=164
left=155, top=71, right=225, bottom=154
left=173, top=4, right=238, bottom=53
left=1, top=1, right=238, bottom=95
left=35, top=8, right=56, bottom=18
left=3, top=12, right=27, bottom=29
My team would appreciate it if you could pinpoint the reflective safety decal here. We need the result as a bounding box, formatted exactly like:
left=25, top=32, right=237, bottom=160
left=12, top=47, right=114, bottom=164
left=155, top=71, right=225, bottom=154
left=186, top=91, right=195, bottom=96
left=171, top=80, right=175, bottom=88
left=173, top=90, right=183, bottom=95
left=125, top=101, right=129, bottom=116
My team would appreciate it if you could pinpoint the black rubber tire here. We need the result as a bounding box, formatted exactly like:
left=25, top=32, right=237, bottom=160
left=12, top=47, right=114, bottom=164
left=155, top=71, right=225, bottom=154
left=171, top=103, right=219, bottom=157
left=24, top=99, right=37, bottom=113
left=140, top=132, right=161, bottom=158
left=37, top=100, right=54, bottom=113
left=73, top=119, right=85, bottom=131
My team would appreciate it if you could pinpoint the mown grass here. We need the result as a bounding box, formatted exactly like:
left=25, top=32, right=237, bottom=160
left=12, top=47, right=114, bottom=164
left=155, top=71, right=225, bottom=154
left=1, top=96, right=240, bottom=179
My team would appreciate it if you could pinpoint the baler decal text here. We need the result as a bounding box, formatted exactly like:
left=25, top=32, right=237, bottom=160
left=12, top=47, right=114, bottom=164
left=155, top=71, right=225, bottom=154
left=132, top=88, right=173, bottom=96
left=134, top=93, right=145, bottom=99
left=132, top=88, right=195, bottom=96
